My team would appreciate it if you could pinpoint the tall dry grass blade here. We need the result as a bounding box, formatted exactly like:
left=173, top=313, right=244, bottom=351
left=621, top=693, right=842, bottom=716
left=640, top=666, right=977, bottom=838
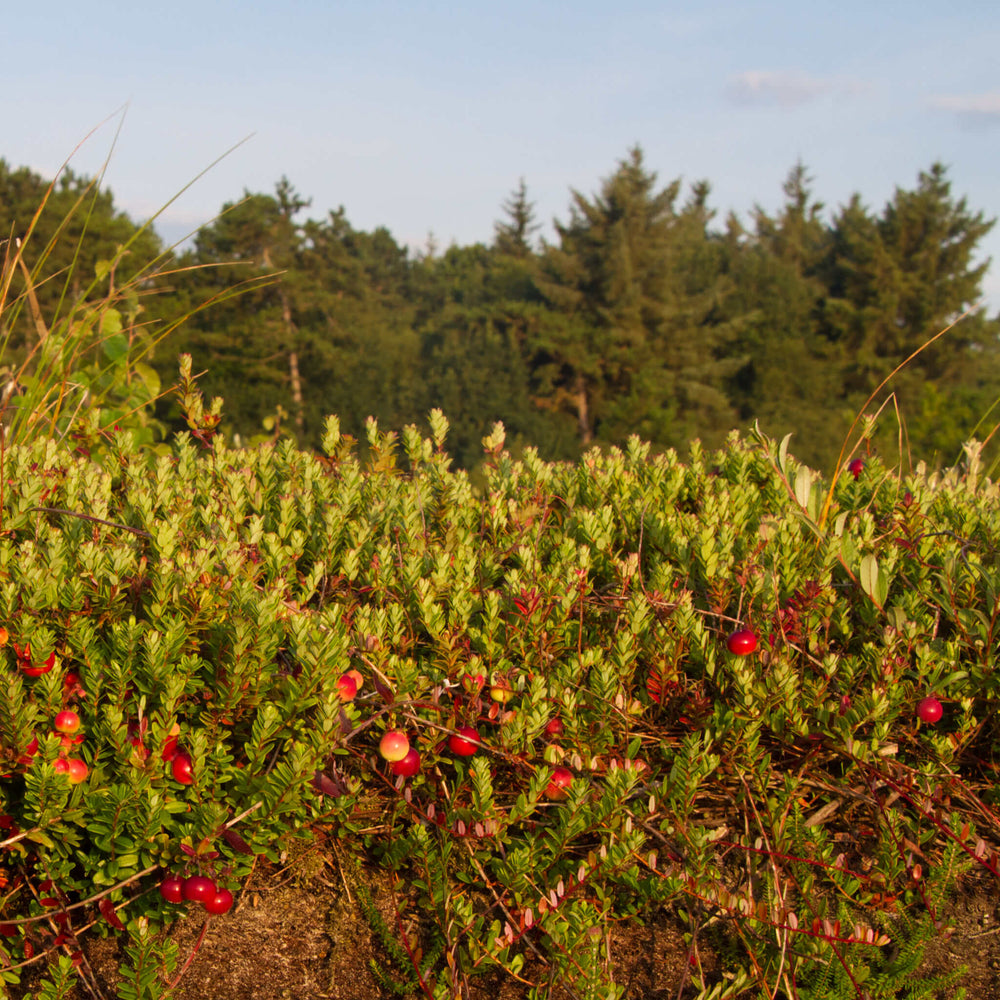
left=15, top=243, right=50, bottom=344
left=128, top=132, right=257, bottom=268
left=817, top=304, right=982, bottom=529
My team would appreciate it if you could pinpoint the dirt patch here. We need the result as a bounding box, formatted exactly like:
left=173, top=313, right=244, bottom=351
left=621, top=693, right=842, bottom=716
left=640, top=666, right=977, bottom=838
left=920, top=884, right=1000, bottom=1000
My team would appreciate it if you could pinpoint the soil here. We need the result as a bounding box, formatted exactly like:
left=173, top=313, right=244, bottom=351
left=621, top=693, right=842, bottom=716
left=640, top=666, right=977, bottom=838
left=10, top=851, right=1000, bottom=1000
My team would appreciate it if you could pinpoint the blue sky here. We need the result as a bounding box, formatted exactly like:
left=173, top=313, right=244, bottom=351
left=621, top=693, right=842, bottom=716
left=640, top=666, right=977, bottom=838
left=7, top=1, right=1000, bottom=308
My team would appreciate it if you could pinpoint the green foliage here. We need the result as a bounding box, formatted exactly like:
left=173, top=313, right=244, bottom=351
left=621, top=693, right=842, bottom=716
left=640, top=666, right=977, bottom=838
left=116, top=918, right=179, bottom=1000
left=19, top=954, right=78, bottom=1000
left=353, top=872, right=444, bottom=996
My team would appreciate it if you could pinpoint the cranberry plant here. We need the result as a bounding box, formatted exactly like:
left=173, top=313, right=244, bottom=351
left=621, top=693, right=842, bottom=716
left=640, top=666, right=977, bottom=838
left=0, top=405, right=997, bottom=998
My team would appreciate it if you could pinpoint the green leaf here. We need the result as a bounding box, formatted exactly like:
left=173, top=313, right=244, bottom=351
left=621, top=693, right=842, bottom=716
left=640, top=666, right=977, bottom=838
left=134, top=362, right=161, bottom=397
left=101, top=331, right=128, bottom=363
left=25, top=829, right=57, bottom=849
left=794, top=465, right=812, bottom=510
left=859, top=554, right=887, bottom=608
left=778, top=432, right=793, bottom=478
left=100, top=308, right=123, bottom=338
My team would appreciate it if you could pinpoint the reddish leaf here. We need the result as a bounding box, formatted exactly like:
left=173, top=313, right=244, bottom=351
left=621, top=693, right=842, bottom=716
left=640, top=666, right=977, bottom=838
left=100, top=897, right=125, bottom=931
left=646, top=673, right=663, bottom=704
left=222, top=828, right=254, bottom=855
left=311, top=770, right=347, bottom=797
left=372, top=676, right=395, bottom=705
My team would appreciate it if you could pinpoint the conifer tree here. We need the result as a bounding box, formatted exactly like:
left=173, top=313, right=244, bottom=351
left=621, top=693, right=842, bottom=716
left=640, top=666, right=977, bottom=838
left=493, top=178, right=541, bottom=258
left=821, top=164, right=1000, bottom=461
left=725, top=164, right=843, bottom=465
left=533, top=146, right=738, bottom=447
left=162, top=179, right=318, bottom=441
left=301, top=210, right=424, bottom=442
left=823, top=164, right=995, bottom=388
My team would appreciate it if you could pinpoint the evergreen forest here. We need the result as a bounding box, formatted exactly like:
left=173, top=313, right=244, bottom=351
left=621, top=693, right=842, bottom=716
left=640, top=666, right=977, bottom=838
left=2, top=147, right=998, bottom=472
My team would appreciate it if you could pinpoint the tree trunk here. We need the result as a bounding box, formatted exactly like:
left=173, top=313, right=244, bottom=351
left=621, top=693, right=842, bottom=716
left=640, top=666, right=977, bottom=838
left=261, top=244, right=305, bottom=435
left=279, top=289, right=305, bottom=434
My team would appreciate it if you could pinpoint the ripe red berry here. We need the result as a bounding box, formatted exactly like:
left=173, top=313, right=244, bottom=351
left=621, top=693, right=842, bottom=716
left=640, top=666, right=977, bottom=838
left=182, top=876, right=216, bottom=902
left=66, top=758, right=88, bottom=784
left=917, top=696, right=943, bottom=725
left=54, top=710, right=81, bottom=734
left=336, top=673, right=358, bottom=701
left=448, top=726, right=480, bottom=757
left=390, top=748, right=421, bottom=777
left=159, top=874, right=185, bottom=904
left=160, top=722, right=182, bottom=762
left=18, top=734, right=39, bottom=766
left=848, top=458, right=864, bottom=480
left=171, top=752, right=194, bottom=785
left=726, top=629, right=758, bottom=656
left=203, top=888, right=234, bottom=915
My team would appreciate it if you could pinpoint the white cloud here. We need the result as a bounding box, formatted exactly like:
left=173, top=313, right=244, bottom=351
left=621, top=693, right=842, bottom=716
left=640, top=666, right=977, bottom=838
left=726, top=70, right=861, bottom=108
left=928, top=91, right=1000, bottom=123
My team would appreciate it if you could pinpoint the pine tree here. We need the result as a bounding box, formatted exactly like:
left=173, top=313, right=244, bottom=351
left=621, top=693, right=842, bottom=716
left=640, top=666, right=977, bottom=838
left=302, top=210, right=424, bottom=442
left=725, top=164, right=843, bottom=466
left=823, top=164, right=996, bottom=390
left=493, top=178, right=541, bottom=258
left=413, top=241, right=572, bottom=469
left=162, top=179, right=316, bottom=441
left=820, top=164, right=1000, bottom=462
left=532, top=146, right=739, bottom=448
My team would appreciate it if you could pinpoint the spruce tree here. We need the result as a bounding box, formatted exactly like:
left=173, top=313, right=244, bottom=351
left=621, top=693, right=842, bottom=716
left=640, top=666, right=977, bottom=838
left=725, top=164, right=843, bottom=466
left=532, top=146, right=738, bottom=448
left=493, top=178, right=541, bottom=258
left=824, top=164, right=996, bottom=387
left=821, top=164, right=1000, bottom=462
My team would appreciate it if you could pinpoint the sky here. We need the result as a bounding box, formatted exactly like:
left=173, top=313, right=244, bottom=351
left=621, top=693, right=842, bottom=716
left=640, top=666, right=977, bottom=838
left=6, top=0, right=1000, bottom=309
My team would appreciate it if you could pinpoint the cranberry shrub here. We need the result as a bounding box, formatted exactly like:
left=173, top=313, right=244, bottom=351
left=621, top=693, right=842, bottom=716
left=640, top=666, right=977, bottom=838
left=0, top=408, right=998, bottom=998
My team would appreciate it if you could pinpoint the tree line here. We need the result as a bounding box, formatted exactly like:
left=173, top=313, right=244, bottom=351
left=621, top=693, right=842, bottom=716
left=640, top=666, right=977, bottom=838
left=2, top=148, right=997, bottom=471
